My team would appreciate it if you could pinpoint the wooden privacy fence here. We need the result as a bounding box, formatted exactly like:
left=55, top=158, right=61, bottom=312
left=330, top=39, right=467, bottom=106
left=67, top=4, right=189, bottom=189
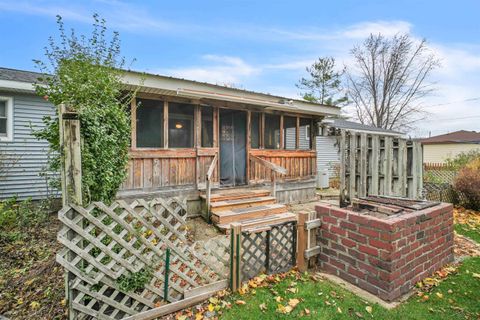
left=338, top=130, right=423, bottom=206
left=57, top=197, right=230, bottom=319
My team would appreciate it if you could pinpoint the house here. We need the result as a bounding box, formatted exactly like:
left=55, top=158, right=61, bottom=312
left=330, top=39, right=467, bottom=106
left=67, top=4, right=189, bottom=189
left=420, top=130, right=480, bottom=164
left=316, top=119, right=404, bottom=182
left=0, top=67, right=56, bottom=200
left=0, top=67, right=341, bottom=217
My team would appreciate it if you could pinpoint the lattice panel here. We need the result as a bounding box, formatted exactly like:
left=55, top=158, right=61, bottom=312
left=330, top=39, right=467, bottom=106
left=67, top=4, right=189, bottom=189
left=57, top=197, right=229, bottom=319
left=424, top=169, right=458, bottom=184
left=240, top=221, right=297, bottom=281
left=240, top=230, right=268, bottom=280
left=268, top=222, right=296, bottom=274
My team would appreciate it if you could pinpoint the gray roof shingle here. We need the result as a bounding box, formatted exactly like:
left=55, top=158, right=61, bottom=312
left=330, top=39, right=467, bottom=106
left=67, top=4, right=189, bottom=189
left=0, top=67, right=46, bottom=83
left=330, top=119, right=404, bottom=135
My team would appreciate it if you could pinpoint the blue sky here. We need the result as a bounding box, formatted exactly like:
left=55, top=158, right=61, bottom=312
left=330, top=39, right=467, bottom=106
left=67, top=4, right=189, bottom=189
left=1, top=0, right=479, bottom=136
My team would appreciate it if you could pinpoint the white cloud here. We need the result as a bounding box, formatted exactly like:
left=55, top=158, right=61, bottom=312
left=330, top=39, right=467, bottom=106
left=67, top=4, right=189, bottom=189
left=164, top=55, right=260, bottom=85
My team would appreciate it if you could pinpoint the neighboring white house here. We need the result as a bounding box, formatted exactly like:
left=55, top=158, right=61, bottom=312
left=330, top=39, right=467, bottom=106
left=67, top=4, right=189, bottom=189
left=316, top=119, right=404, bottom=180
left=420, top=130, right=480, bottom=164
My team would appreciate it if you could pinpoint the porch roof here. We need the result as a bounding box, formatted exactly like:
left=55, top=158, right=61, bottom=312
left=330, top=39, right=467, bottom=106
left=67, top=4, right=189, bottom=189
left=122, top=70, right=341, bottom=117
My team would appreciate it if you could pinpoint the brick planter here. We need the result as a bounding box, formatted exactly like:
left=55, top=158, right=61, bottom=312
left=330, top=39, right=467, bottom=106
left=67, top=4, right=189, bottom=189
left=315, top=201, right=454, bottom=301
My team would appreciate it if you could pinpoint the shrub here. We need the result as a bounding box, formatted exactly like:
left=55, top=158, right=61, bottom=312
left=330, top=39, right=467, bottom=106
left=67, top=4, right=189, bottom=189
left=33, top=14, right=134, bottom=204
left=445, top=149, right=480, bottom=170
left=453, top=158, right=480, bottom=210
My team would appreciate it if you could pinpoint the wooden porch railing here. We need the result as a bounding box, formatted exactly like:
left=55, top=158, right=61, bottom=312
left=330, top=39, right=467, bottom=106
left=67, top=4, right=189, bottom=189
left=205, top=153, right=218, bottom=223
left=249, top=155, right=287, bottom=199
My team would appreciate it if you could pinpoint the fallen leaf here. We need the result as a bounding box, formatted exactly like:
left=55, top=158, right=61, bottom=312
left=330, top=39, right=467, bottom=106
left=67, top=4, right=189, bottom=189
left=472, top=273, right=480, bottom=279
left=259, top=303, right=267, bottom=311
left=195, top=313, right=203, bottom=320
left=436, top=292, right=444, bottom=299
left=365, top=306, right=373, bottom=314
left=337, top=307, right=343, bottom=313
left=275, top=296, right=283, bottom=302
left=305, top=308, right=311, bottom=315
left=235, top=300, right=246, bottom=305
left=288, top=298, right=300, bottom=308
left=30, top=301, right=40, bottom=310
left=355, top=311, right=364, bottom=318
left=207, top=304, right=214, bottom=312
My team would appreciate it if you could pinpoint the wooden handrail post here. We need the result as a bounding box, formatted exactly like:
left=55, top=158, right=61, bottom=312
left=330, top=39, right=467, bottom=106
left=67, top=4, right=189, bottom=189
left=297, top=212, right=308, bottom=272
left=230, top=223, right=242, bottom=291
left=205, top=153, right=218, bottom=223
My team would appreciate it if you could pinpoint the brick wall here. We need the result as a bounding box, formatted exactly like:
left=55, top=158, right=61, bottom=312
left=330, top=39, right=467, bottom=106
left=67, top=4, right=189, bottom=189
left=315, top=203, right=454, bottom=301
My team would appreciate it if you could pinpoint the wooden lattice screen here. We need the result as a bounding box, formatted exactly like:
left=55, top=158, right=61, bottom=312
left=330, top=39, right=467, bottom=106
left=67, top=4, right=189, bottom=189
left=338, top=130, right=423, bottom=205
left=57, top=197, right=230, bottom=319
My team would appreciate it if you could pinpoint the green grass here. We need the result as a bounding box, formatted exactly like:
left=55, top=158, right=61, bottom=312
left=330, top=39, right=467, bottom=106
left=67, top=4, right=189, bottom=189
left=455, top=224, right=480, bottom=243
left=220, top=258, right=480, bottom=320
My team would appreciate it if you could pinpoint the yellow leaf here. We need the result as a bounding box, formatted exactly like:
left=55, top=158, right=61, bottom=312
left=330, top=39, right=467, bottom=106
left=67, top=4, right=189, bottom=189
left=436, top=292, right=444, bottom=299
left=208, top=304, right=214, bottom=312
left=30, top=301, right=40, bottom=310
left=61, top=299, right=66, bottom=306
left=275, top=296, right=283, bottom=302
left=473, top=273, right=480, bottom=279
left=177, top=316, right=187, bottom=320
left=195, top=313, right=203, bottom=320
left=284, top=305, right=293, bottom=313
left=365, top=306, right=373, bottom=314
left=337, top=307, right=343, bottom=313
left=287, top=287, right=298, bottom=293
left=17, top=298, right=23, bottom=305
left=259, top=303, right=267, bottom=311
left=209, top=297, right=219, bottom=304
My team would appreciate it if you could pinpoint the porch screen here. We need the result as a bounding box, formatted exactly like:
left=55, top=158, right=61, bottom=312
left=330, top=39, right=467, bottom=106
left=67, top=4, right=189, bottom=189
left=250, top=112, right=260, bottom=148
left=169, top=102, right=194, bottom=148
left=299, top=118, right=312, bottom=149
left=201, top=106, right=214, bottom=147
left=284, top=116, right=296, bottom=149
left=136, top=98, right=164, bottom=148
left=264, top=114, right=280, bottom=149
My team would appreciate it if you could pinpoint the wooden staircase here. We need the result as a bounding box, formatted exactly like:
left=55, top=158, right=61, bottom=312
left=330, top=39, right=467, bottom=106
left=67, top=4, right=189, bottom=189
left=200, top=188, right=297, bottom=232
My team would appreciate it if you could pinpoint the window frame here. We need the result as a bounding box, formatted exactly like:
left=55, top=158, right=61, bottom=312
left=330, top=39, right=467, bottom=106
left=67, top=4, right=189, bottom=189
left=0, top=96, right=13, bottom=142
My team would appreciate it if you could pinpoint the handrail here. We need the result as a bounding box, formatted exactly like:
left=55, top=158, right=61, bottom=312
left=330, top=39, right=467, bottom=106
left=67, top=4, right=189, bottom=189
left=249, top=155, right=287, bottom=199
left=205, top=153, right=218, bottom=223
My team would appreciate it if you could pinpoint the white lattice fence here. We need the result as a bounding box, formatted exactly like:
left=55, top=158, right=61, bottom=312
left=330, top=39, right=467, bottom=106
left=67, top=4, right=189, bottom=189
left=57, top=197, right=230, bottom=319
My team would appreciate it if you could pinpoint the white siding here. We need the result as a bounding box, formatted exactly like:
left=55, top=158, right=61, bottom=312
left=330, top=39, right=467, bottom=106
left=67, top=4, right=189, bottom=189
left=0, top=92, right=57, bottom=200
left=423, top=143, right=480, bottom=164
left=316, top=135, right=340, bottom=177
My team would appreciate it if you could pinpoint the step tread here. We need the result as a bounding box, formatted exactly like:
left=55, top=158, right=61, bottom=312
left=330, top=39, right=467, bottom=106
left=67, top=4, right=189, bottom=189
left=200, top=189, right=271, bottom=201
left=213, top=203, right=286, bottom=217
left=210, top=196, right=276, bottom=208
left=217, top=212, right=297, bottom=230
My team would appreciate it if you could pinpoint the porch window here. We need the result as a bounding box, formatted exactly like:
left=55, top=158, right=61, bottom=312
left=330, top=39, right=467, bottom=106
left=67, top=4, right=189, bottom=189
left=264, top=114, right=280, bottom=149
left=169, top=102, right=194, bottom=148
left=250, top=112, right=260, bottom=149
left=283, top=116, right=297, bottom=149
left=299, top=118, right=312, bottom=150
left=136, top=98, right=164, bottom=148
left=201, top=106, right=214, bottom=147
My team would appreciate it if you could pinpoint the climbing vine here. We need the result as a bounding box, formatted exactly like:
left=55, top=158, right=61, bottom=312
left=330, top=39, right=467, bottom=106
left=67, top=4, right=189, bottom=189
left=33, top=14, right=134, bottom=204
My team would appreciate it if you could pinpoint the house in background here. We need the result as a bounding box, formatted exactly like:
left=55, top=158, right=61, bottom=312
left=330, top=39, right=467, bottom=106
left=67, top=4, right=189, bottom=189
left=0, top=67, right=55, bottom=200
left=0, top=67, right=341, bottom=227
left=420, top=130, right=480, bottom=164
left=316, top=119, right=404, bottom=184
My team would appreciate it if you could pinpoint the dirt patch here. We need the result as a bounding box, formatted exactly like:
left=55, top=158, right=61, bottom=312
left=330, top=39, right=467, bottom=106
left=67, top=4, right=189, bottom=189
left=0, top=214, right=66, bottom=320
left=185, top=217, right=223, bottom=242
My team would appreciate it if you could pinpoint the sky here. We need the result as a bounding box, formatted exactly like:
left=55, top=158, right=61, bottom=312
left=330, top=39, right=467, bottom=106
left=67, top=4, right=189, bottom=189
left=0, top=0, right=479, bottom=137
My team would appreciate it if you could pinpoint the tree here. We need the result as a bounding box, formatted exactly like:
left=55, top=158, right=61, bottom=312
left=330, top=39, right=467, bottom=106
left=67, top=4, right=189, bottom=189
left=347, top=33, right=439, bottom=131
left=297, top=57, right=347, bottom=106
left=33, top=14, right=134, bottom=204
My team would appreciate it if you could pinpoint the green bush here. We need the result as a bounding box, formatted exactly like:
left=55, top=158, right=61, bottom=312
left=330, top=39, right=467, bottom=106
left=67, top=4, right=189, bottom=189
left=445, top=149, right=480, bottom=170
left=33, top=14, right=134, bottom=204
left=0, top=197, right=50, bottom=231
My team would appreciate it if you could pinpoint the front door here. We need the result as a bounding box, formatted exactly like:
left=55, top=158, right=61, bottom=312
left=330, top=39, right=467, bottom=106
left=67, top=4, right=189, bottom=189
left=219, top=109, right=247, bottom=186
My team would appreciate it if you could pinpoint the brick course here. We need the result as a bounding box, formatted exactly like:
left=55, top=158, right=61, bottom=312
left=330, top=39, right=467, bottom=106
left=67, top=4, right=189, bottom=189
left=315, top=203, right=454, bottom=301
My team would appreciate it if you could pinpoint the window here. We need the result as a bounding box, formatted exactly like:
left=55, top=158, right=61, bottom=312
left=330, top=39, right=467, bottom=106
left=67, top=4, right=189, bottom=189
left=136, top=98, right=164, bottom=148
left=264, top=114, right=280, bottom=149
left=283, top=116, right=296, bottom=149
left=0, top=97, right=13, bottom=142
left=250, top=112, right=260, bottom=148
left=299, top=118, right=312, bottom=149
left=169, top=102, right=194, bottom=148
left=201, top=106, right=213, bottom=147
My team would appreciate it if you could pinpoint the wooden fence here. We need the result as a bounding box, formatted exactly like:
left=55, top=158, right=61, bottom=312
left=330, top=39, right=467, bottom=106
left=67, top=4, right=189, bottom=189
left=338, top=130, right=423, bottom=205
left=57, top=197, right=230, bottom=319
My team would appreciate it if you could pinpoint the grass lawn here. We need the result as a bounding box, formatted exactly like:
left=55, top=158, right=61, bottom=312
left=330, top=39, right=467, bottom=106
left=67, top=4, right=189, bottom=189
left=218, top=257, right=480, bottom=320
left=455, top=224, right=480, bottom=243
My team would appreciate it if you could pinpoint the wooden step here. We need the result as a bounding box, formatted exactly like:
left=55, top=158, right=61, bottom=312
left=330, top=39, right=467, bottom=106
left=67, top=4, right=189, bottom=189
left=211, top=203, right=287, bottom=224
left=200, top=189, right=271, bottom=203
left=217, top=212, right=297, bottom=231
left=210, top=196, right=276, bottom=213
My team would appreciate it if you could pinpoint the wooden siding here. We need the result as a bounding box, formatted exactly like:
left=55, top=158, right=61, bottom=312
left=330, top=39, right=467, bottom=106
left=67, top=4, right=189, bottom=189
left=0, top=92, right=57, bottom=200
left=249, top=149, right=316, bottom=183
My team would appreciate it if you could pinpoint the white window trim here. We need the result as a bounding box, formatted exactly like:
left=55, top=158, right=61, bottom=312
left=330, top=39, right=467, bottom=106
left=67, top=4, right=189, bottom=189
left=0, top=96, right=13, bottom=142
left=305, top=125, right=310, bottom=141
